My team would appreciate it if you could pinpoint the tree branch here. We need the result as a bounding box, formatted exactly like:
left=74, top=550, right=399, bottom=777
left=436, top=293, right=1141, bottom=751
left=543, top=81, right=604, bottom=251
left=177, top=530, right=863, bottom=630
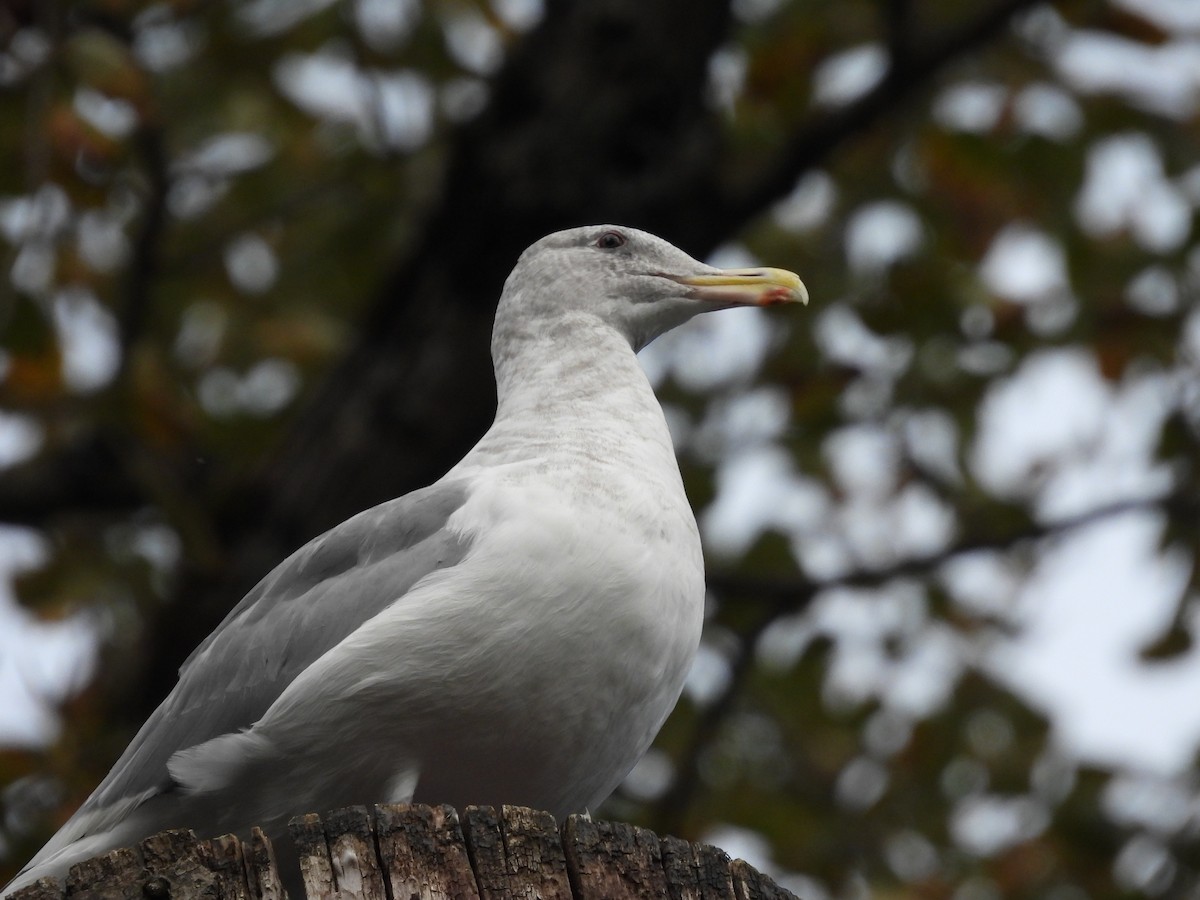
left=653, top=488, right=1193, bottom=828
left=883, top=0, right=917, bottom=72
left=649, top=609, right=777, bottom=837
left=0, top=432, right=144, bottom=527
left=115, top=120, right=170, bottom=379
left=720, top=0, right=1044, bottom=228
left=708, top=490, right=1192, bottom=615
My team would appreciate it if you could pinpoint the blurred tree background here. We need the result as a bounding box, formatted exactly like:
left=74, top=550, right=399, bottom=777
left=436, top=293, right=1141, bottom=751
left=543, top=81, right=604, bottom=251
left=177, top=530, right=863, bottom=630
left=1, top=0, right=1198, bottom=896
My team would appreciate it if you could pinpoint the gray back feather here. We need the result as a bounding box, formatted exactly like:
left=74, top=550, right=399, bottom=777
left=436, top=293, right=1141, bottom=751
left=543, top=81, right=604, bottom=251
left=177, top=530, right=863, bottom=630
left=82, top=479, right=471, bottom=817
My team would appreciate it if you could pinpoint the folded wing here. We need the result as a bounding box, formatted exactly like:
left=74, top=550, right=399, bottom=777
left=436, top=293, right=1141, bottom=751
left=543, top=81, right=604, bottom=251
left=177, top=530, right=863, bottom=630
left=17, top=479, right=472, bottom=878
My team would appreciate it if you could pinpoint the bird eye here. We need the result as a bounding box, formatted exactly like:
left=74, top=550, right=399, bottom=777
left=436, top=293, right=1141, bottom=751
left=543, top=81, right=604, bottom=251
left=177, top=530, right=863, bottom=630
left=596, top=231, right=626, bottom=250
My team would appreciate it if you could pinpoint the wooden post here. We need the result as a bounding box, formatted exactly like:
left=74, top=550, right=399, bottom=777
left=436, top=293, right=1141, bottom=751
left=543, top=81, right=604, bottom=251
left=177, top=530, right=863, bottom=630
left=4, top=806, right=797, bottom=900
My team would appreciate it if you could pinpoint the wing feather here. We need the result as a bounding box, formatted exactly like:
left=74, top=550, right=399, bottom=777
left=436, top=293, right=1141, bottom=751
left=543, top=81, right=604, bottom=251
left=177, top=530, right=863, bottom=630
left=65, top=479, right=471, bottom=832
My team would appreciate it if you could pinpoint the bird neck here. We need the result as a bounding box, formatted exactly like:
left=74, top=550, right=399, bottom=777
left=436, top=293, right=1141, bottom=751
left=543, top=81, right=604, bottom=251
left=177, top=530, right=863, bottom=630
left=470, top=313, right=678, bottom=472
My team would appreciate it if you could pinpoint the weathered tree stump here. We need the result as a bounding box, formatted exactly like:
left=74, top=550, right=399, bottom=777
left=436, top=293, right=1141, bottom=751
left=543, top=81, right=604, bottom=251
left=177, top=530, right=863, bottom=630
left=4, top=806, right=796, bottom=900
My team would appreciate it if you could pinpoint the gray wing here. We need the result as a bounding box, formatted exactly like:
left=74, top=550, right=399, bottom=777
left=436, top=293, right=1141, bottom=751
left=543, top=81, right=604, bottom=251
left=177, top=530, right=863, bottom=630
left=80, top=478, right=472, bottom=819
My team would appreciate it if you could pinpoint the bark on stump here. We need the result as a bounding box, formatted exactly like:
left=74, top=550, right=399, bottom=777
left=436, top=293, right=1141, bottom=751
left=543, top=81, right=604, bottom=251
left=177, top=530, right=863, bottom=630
left=5, top=805, right=797, bottom=900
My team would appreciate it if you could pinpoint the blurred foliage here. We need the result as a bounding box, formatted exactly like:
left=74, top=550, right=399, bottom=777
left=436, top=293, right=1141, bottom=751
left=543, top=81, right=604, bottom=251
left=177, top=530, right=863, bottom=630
left=2, top=0, right=1199, bottom=897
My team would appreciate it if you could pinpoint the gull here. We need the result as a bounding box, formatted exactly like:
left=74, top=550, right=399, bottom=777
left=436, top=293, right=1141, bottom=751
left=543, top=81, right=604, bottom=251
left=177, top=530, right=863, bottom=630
left=6, top=225, right=806, bottom=893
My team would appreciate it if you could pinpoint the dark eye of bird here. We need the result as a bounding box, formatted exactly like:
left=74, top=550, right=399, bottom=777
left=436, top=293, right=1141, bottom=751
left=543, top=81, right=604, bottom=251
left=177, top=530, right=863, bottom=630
left=596, top=231, right=625, bottom=249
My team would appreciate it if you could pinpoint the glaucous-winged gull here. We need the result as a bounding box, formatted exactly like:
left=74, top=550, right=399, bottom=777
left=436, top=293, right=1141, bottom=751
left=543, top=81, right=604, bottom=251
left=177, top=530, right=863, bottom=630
left=6, top=225, right=806, bottom=893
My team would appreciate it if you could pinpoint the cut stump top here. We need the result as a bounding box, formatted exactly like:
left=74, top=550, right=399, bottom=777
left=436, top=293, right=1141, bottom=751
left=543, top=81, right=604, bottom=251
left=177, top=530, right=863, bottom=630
left=5, top=805, right=798, bottom=900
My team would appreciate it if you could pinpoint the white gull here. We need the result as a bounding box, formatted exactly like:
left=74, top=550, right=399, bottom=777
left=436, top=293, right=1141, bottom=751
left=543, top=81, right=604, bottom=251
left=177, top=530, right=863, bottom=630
left=7, top=225, right=806, bottom=893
